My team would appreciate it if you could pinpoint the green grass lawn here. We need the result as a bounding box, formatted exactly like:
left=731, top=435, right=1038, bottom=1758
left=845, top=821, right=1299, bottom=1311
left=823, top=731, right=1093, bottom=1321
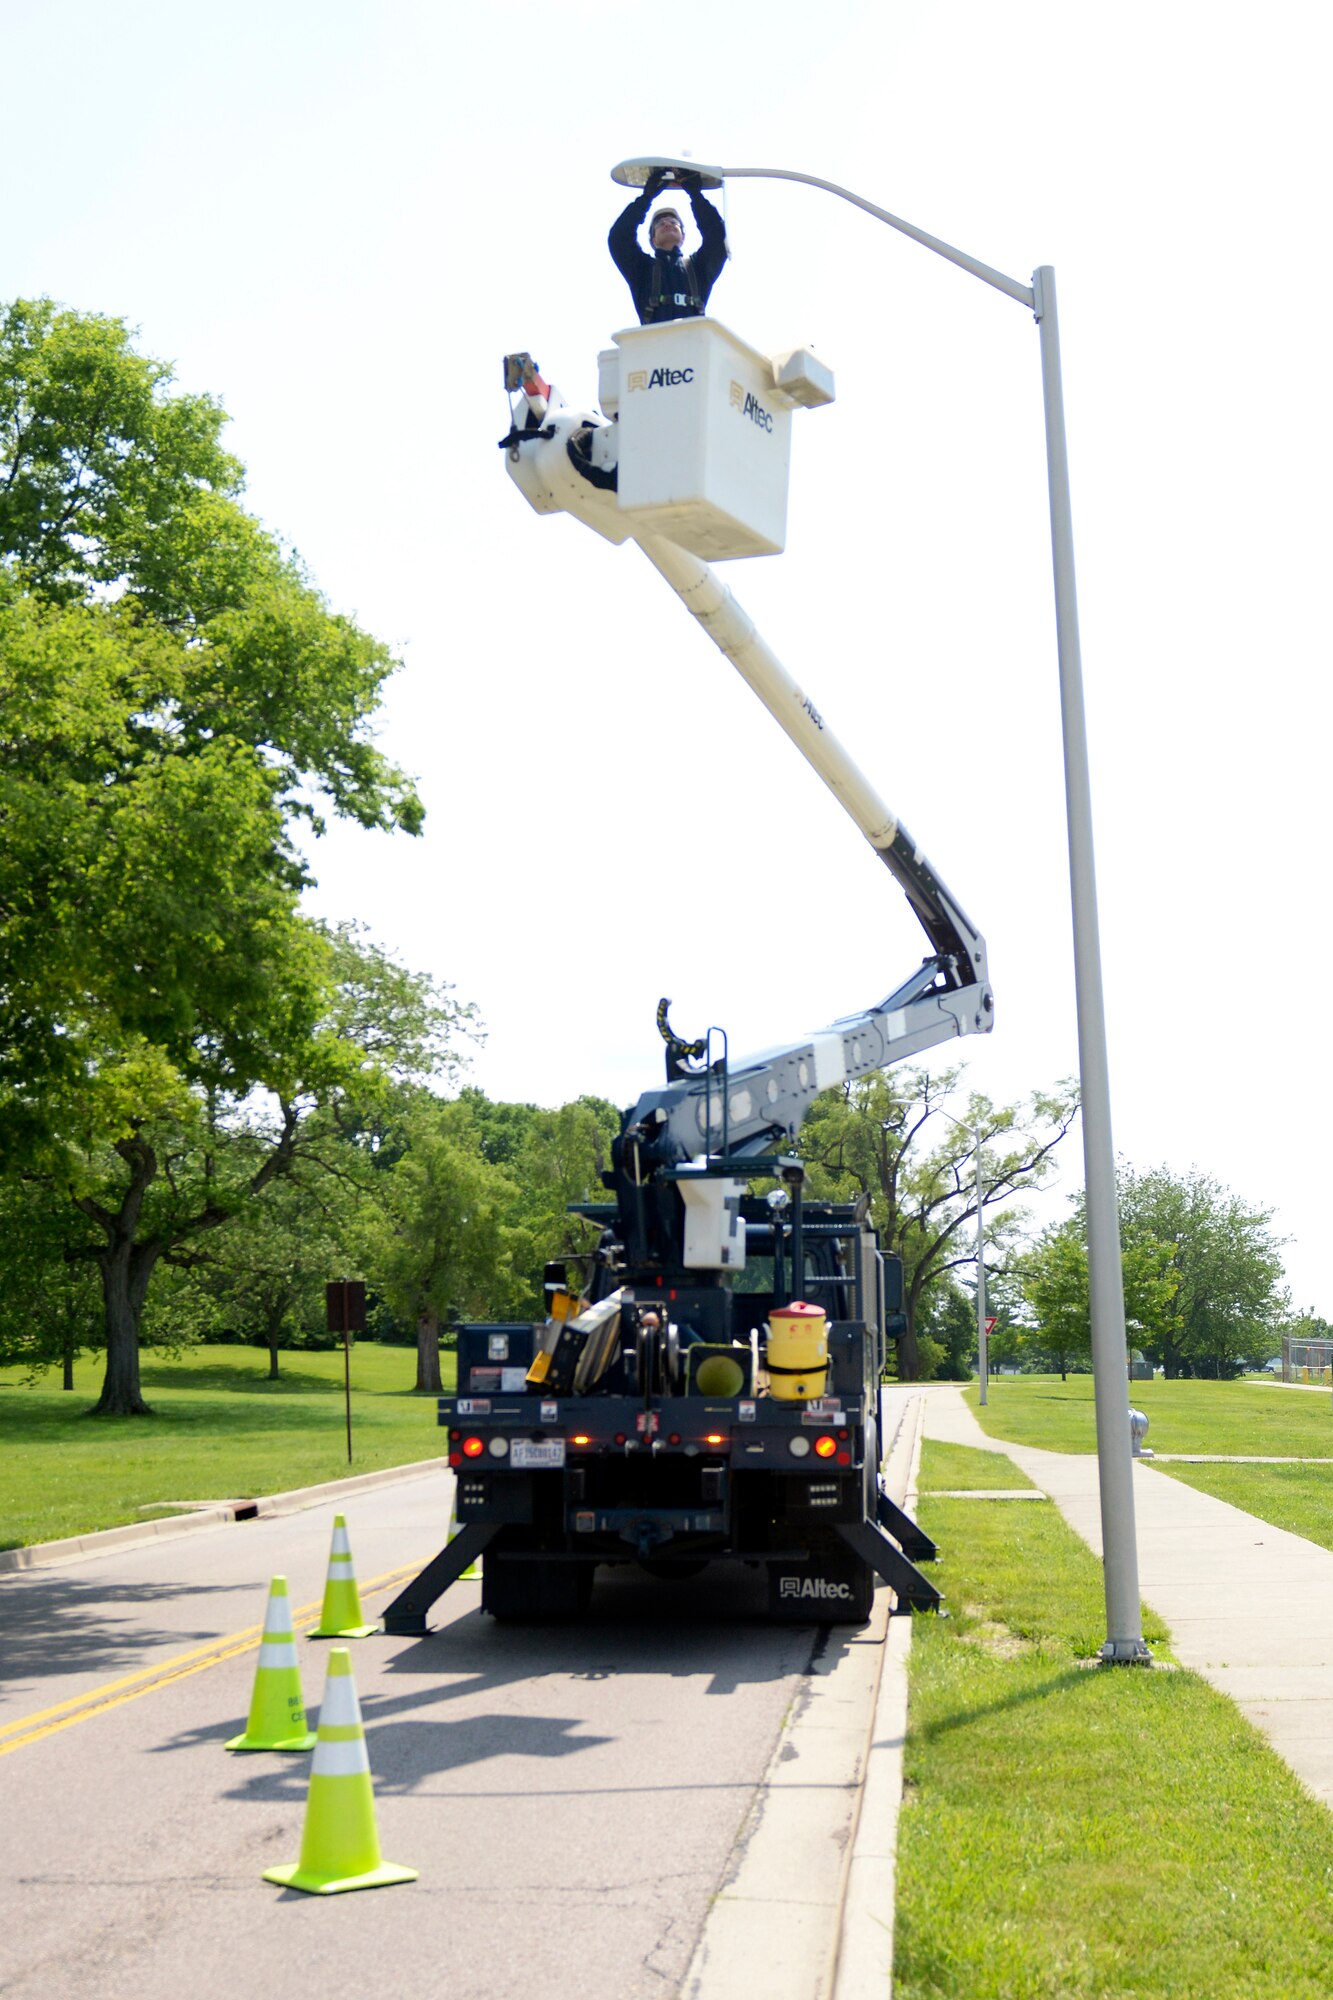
left=916, top=1438, right=1037, bottom=1492
left=966, top=1375, right=1333, bottom=1458
left=896, top=1442, right=1333, bottom=1999
left=0, top=1342, right=456, bottom=1549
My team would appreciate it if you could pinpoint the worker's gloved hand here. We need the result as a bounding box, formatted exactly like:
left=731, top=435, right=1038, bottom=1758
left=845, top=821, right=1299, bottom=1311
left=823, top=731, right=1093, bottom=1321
left=643, top=166, right=670, bottom=196
left=676, top=169, right=703, bottom=191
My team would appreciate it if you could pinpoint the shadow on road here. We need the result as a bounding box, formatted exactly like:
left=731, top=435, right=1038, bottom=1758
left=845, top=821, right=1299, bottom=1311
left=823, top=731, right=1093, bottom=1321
left=0, top=1575, right=252, bottom=1687
left=166, top=1564, right=846, bottom=1793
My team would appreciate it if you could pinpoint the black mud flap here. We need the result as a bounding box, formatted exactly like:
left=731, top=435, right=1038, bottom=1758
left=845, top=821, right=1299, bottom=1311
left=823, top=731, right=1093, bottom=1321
left=767, top=1535, right=875, bottom=1625
left=482, top=1551, right=594, bottom=1623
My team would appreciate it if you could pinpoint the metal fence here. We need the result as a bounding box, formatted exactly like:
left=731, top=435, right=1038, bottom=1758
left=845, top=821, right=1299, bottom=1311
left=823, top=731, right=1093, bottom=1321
left=1282, top=1335, right=1333, bottom=1384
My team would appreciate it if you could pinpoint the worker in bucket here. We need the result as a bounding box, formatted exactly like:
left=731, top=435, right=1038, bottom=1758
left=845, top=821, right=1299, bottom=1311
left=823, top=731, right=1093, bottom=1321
left=609, top=167, right=728, bottom=325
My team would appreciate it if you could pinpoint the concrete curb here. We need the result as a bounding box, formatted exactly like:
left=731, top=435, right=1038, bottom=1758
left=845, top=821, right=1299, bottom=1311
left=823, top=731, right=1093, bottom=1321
left=681, top=1390, right=927, bottom=2000
left=0, top=1456, right=448, bottom=1575
left=831, top=1390, right=926, bottom=2000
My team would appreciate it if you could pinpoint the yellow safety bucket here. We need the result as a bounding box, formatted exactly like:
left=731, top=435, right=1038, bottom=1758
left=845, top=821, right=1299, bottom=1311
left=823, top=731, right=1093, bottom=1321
left=766, top=1302, right=829, bottom=1401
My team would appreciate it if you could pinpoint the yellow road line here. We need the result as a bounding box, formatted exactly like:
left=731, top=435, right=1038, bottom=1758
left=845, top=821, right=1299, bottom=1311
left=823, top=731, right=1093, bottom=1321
left=0, top=1565, right=418, bottom=1759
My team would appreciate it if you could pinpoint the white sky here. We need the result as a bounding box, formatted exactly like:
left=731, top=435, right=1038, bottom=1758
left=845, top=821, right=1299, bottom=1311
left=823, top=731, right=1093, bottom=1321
left=5, top=1, right=1330, bottom=1307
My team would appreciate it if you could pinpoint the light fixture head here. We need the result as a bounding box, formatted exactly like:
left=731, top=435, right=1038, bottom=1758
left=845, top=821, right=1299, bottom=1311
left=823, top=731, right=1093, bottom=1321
left=611, top=155, right=724, bottom=191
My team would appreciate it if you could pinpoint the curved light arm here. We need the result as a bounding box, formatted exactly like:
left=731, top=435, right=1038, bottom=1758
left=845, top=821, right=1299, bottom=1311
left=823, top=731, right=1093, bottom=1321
left=719, top=167, right=1033, bottom=309
left=610, top=156, right=1032, bottom=309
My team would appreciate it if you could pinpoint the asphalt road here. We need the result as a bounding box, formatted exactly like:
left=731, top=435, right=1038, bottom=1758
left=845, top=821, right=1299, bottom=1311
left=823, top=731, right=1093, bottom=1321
left=0, top=1468, right=840, bottom=2000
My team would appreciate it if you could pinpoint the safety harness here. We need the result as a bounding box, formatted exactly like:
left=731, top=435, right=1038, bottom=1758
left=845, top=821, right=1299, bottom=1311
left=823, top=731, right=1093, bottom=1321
left=645, top=251, right=703, bottom=322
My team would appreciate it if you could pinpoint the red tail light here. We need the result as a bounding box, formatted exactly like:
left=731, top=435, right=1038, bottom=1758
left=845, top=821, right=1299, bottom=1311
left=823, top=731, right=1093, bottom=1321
left=462, top=1435, right=485, bottom=1458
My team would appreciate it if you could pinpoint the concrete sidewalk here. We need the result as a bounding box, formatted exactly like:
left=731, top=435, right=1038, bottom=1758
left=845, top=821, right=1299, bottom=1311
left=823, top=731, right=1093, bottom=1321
left=925, top=1386, right=1333, bottom=1808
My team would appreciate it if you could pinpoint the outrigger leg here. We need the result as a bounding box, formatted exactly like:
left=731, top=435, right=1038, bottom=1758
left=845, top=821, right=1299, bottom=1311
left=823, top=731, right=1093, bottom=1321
left=877, top=1487, right=938, bottom=1563
left=381, top=1524, right=499, bottom=1636
left=836, top=1519, right=943, bottom=1614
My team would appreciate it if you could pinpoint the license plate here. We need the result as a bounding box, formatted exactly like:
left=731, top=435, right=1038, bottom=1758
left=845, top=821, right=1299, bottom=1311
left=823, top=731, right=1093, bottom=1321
left=511, top=1439, right=566, bottom=1469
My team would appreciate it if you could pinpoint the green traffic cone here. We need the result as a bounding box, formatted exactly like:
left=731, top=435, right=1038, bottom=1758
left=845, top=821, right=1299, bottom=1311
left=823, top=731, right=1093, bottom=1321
left=225, top=1576, right=316, bottom=1752
left=308, top=1514, right=378, bottom=1639
left=263, top=1649, right=416, bottom=1895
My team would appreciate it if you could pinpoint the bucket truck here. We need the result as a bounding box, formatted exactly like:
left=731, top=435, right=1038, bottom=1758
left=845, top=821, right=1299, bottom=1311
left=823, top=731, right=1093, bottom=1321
left=382, top=312, right=992, bottom=1632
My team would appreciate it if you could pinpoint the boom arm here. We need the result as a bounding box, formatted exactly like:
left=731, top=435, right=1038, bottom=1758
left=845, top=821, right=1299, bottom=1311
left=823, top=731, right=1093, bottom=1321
left=623, top=534, right=991, bottom=1161
left=500, top=358, right=992, bottom=1165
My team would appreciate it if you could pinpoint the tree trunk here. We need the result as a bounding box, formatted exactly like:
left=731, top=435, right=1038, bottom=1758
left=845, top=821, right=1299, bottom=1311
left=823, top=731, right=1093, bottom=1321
left=416, top=1307, right=442, bottom=1394
left=264, top=1302, right=284, bottom=1381
left=62, top=1332, right=74, bottom=1392
left=92, top=1238, right=161, bottom=1414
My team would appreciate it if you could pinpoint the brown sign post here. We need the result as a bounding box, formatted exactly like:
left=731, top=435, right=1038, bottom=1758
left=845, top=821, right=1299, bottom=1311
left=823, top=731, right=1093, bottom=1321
left=325, top=1280, right=367, bottom=1464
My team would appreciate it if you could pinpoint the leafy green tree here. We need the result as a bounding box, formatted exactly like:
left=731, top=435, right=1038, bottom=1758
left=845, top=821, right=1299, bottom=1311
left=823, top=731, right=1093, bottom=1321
left=1116, top=1168, right=1287, bottom=1378
left=353, top=1091, right=621, bottom=1390
left=0, top=1179, right=102, bottom=1387
left=0, top=300, right=452, bottom=1413
left=1015, top=1165, right=1285, bottom=1380
left=1016, top=1221, right=1180, bottom=1379
left=916, top=1281, right=976, bottom=1383
left=800, top=1064, right=1080, bottom=1379
left=355, top=1094, right=525, bottom=1393
left=1016, top=1224, right=1094, bottom=1377
left=16, top=920, right=465, bottom=1414
left=159, top=1156, right=359, bottom=1380
left=916, top=1269, right=1025, bottom=1382
left=504, top=1096, right=622, bottom=1315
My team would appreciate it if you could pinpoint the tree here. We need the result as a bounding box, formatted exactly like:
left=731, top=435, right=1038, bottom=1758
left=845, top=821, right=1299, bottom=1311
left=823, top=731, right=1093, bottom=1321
left=916, top=1269, right=1028, bottom=1382
left=157, top=1156, right=358, bottom=1380
left=9, top=914, right=466, bottom=1413
left=1116, top=1167, right=1287, bottom=1378
left=0, top=301, right=450, bottom=1412
left=0, top=1178, right=102, bottom=1387
left=502, top=1096, right=623, bottom=1316
left=799, top=1064, right=1080, bottom=1378
left=356, top=1094, right=525, bottom=1393
left=354, top=1091, right=621, bottom=1390
left=1016, top=1219, right=1180, bottom=1380
left=915, top=1281, right=976, bottom=1383
left=1015, top=1165, right=1286, bottom=1380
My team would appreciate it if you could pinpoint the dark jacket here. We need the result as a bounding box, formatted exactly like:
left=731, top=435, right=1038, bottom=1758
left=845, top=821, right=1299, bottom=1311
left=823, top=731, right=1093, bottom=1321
left=608, top=185, right=728, bottom=325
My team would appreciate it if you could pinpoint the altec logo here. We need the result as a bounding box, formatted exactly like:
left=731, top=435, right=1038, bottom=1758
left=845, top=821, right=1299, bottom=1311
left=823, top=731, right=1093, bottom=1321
left=628, top=366, right=695, bottom=391
left=779, top=1576, right=853, bottom=1601
left=729, top=380, right=774, bottom=432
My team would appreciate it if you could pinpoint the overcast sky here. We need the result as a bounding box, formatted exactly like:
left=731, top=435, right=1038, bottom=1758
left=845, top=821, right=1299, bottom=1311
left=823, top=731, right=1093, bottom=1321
left=6, top=1, right=1330, bottom=1307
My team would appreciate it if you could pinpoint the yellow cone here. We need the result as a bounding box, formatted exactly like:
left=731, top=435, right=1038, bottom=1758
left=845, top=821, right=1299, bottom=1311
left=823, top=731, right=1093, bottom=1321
left=225, top=1576, right=316, bottom=1752
left=263, top=1648, right=417, bottom=1895
left=308, top=1513, right=378, bottom=1639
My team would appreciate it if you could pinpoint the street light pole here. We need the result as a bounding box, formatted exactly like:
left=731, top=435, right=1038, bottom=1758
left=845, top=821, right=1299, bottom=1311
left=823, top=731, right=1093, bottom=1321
left=610, top=155, right=1149, bottom=1661
left=1031, top=266, right=1145, bottom=1658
